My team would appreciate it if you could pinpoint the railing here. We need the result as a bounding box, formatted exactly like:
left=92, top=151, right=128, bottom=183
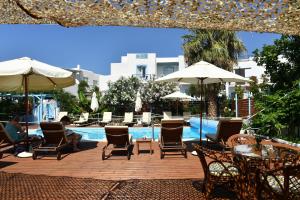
left=132, top=74, right=156, bottom=81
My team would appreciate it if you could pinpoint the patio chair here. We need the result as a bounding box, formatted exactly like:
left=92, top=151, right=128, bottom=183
left=122, top=112, right=135, bottom=127
left=258, top=164, right=300, bottom=200
left=159, top=119, right=187, bottom=159
left=99, top=112, right=112, bottom=126
left=193, top=143, right=240, bottom=199
left=226, top=134, right=256, bottom=148
left=163, top=111, right=172, bottom=120
left=33, top=122, right=71, bottom=160
left=205, top=118, right=243, bottom=149
left=55, top=111, right=68, bottom=122
left=102, top=126, right=133, bottom=160
left=142, top=112, right=151, bottom=126
left=74, top=112, right=89, bottom=127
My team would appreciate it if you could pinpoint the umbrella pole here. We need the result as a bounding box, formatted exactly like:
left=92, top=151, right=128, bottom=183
left=176, top=99, right=179, bottom=116
left=24, top=75, right=29, bottom=148
left=199, top=79, right=204, bottom=145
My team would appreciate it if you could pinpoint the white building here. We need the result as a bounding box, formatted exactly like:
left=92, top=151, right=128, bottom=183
left=64, top=64, right=101, bottom=97
left=99, top=53, right=186, bottom=91
left=226, top=57, right=266, bottom=98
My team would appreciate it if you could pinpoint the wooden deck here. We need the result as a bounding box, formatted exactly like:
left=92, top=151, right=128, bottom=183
left=0, top=141, right=204, bottom=180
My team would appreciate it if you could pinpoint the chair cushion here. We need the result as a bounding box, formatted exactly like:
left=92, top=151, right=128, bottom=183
left=266, top=175, right=300, bottom=194
left=209, top=162, right=239, bottom=177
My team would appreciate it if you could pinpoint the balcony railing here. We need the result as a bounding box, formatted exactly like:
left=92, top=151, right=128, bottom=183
left=132, top=74, right=156, bottom=81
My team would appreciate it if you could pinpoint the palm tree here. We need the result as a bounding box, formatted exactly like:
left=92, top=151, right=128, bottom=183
left=182, top=29, right=246, bottom=117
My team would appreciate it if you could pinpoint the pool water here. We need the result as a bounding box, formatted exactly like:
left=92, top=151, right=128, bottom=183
left=29, top=119, right=218, bottom=141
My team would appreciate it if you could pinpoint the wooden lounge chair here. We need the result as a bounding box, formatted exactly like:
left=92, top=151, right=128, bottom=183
left=32, top=122, right=71, bottom=160
left=102, top=126, right=133, bottom=160
left=159, top=119, right=187, bottom=159
left=142, top=112, right=151, bottom=126
left=205, top=118, right=243, bottom=148
left=74, top=112, right=89, bottom=127
left=122, top=112, right=135, bottom=127
left=55, top=111, right=68, bottom=122
left=163, top=111, right=172, bottom=120
left=99, top=112, right=112, bottom=126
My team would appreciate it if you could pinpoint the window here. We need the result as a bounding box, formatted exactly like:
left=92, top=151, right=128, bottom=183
left=235, top=68, right=245, bottom=77
left=163, top=66, right=175, bottom=76
left=136, top=53, right=148, bottom=59
left=137, top=65, right=147, bottom=78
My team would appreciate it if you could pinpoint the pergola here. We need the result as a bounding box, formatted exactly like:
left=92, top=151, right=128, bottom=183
left=1, top=0, right=300, bottom=35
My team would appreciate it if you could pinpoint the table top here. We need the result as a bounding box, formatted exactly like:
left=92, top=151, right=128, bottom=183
left=233, top=144, right=297, bottom=160
left=136, top=138, right=152, bottom=142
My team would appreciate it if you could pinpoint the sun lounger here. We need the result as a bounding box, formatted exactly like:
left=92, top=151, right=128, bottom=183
left=33, top=122, right=71, bottom=160
left=142, top=112, right=151, bottom=126
left=55, top=111, right=68, bottom=122
left=122, top=112, right=135, bottom=127
left=159, top=119, right=187, bottom=159
left=163, top=111, right=172, bottom=120
left=102, top=126, right=133, bottom=160
left=74, top=112, right=89, bottom=127
left=99, top=112, right=112, bottom=126
left=205, top=118, right=243, bottom=148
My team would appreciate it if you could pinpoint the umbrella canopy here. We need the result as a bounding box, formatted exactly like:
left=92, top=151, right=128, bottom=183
left=90, top=92, right=99, bottom=112
left=0, top=57, right=75, bottom=140
left=0, top=57, right=75, bottom=91
left=156, top=61, right=249, bottom=84
left=156, top=61, right=249, bottom=144
left=162, top=91, right=195, bottom=101
left=135, top=91, right=142, bottom=112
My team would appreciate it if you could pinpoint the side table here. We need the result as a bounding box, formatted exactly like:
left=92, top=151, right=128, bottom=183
left=136, top=138, right=152, bottom=155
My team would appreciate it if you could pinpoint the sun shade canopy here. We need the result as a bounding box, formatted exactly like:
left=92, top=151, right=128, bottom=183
left=162, top=91, right=195, bottom=100
left=0, top=57, right=75, bottom=91
left=156, top=61, right=249, bottom=85
left=1, top=0, right=300, bottom=35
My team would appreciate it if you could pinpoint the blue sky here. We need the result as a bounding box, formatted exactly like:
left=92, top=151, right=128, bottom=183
left=0, top=25, right=280, bottom=75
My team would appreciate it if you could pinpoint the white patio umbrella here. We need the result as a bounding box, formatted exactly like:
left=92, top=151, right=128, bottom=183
left=156, top=61, right=250, bottom=144
left=0, top=57, right=75, bottom=136
left=90, top=92, right=99, bottom=112
left=135, top=91, right=142, bottom=112
left=162, top=91, right=195, bottom=115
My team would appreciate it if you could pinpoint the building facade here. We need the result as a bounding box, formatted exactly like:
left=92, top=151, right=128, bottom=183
left=99, top=53, right=186, bottom=91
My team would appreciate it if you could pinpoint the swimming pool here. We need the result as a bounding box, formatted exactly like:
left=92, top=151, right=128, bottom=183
left=29, top=119, right=218, bottom=141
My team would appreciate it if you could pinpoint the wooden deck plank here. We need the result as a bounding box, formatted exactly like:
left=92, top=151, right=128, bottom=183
left=0, top=141, right=204, bottom=180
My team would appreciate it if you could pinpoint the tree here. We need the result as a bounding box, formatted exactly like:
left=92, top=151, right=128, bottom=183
left=182, top=29, right=246, bottom=117
left=253, top=35, right=300, bottom=91
left=77, top=80, right=91, bottom=112
left=52, top=89, right=80, bottom=114
left=140, top=80, right=176, bottom=113
left=103, top=77, right=141, bottom=114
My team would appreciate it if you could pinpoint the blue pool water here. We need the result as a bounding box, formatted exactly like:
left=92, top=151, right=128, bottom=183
left=29, top=118, right=218, bottom=141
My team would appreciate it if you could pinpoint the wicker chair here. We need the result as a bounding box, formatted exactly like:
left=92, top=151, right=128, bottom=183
left=258, top=164, right=300, bottom=200
left=226, top=134, right=256, bottom=148
left=193, top=144, right=240, bottom=198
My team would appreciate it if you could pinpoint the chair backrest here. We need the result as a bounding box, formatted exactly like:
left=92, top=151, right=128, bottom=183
left=124, top=112, right=133, bottom=122
left=142, top=112, right=151, bottom=124
left=215, top=118, right=243, bottom=143
left=226, top=134, right=256, bottom=148
left=0, top=123, right=13, bottom=144
left=102, top=112, right=112, bottom=122
left=56, top=112, right=68, bottom=122
left=163, top=111, right=172, bottom=120
left=40, top=122, right=68, bottom=145
left=183, top=112, right=191, bottom=120
left=160, top=119, right=184, bottom=145
left=104, top=126, right=130, bottom=146
left=79, top=113, right=89, bottom=122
